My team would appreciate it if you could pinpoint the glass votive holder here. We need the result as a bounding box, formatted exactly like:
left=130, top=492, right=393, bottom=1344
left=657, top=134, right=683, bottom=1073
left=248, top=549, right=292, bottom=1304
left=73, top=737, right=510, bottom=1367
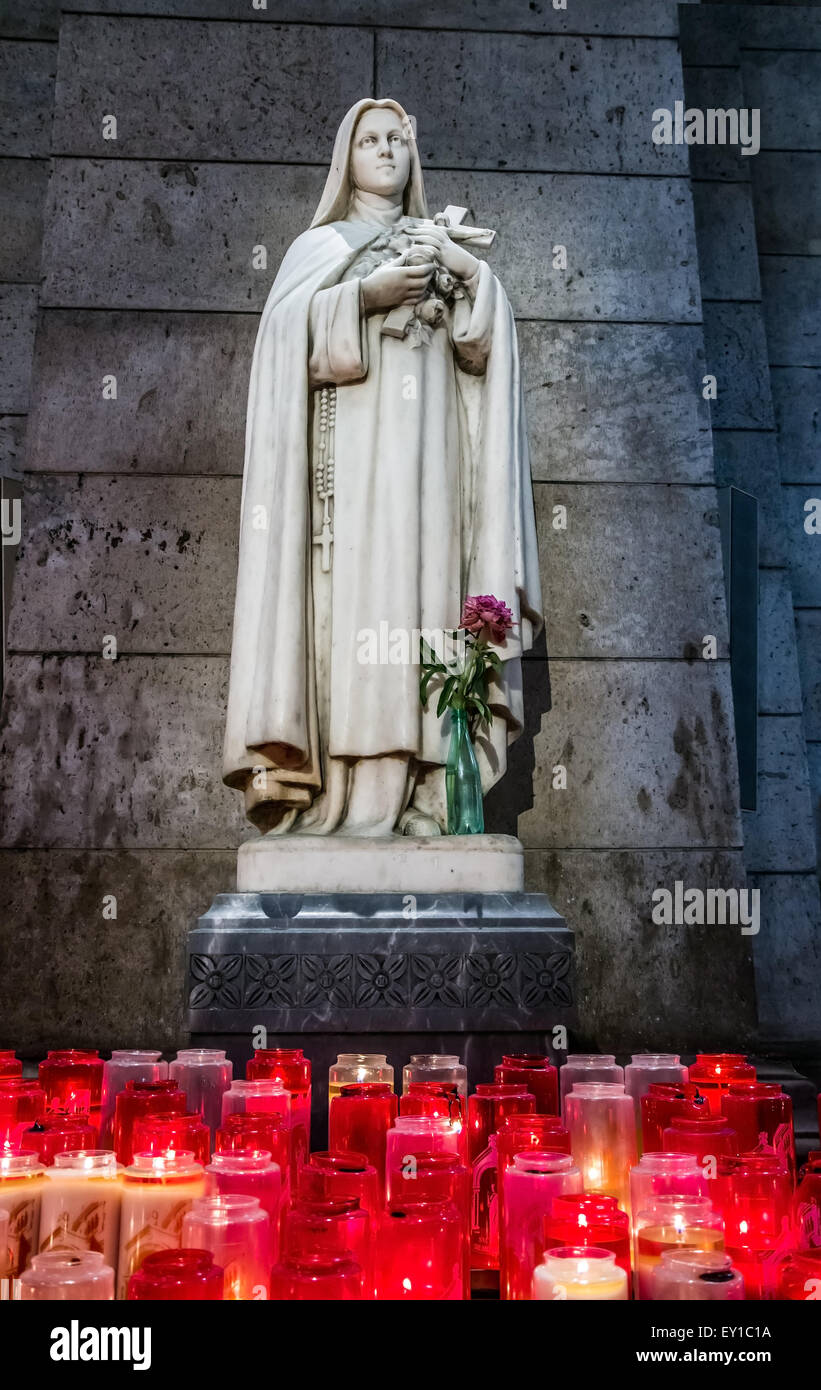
left=246, top=1048, right=311, bottom=1167
left=127, top=1247, right=224, bottom=1300
left=501, top=1151, right=582, bottom=1300
left=216, top=1112, right=291, bottom=1196
left=495, top=1055, right=559, bottom=1116
left=328, top=1054, right=393, bottom=1104
left=650, top=1248, right=744, bottom=1301
left=183, top=1194, right=271, bottom=1300
left=39, top=1050, right=104, bottom=1127
left=376, top=1201, right=464, bottom=1300
left=300, top=1150, right=380, bottom=1219
left=471, top=1134, right=501, bottom=1270
left=0, top=1208, right=8, bottom=1278
left=20, top=1114, right=98, bottom=1165
left=532, top=1245, right=628, bottom=1301
left=794, top=1155, right=821, bottom=1249
left=328, top=1083, right=398, bottom=1196
left=113, top=1080, right=187, bottom=1166
left=559, top=1054, right=624, bottom=1115
left=543, top=1194, right=631, bottom=1280
left=169, top=1049, right=233, bottom=1144
left=641, top=1083, right=704, bottom=1153
left=777, top=1249, right=821, bottom=1301
left=713, top=1153, right=793, bottom=1300
left=206, top=1150, right=282, bottom=1264
left=0, top=1051, right=22, bottom=1079
left=19, top=1249, right=114, bottom=1300
left=721, top=1082, right=795, bottom=1182
left=100, top=1051, right=167, bottom=1145
left=564, top=1082, right=637, bottom=1214
left=39, top=1151, right=121, bottom=1267
left=117, top=1150, right=205, bottom=1300
left=0, top=1151, right=44, bottom=1276
left=630, top=1152, right=704, bottom=1226
left=221, top=1078, right=290, bottom=1126
left=270, top=1250, right=362, bottom=1300
left=0, top=1078, right=47, bottom=1146
left=635, top=1195, right=724, bottom=1300
left=625, top=1055, right=688, bottom=1119
left=688, top=1054, right=755, bottom=1116
left=385, top=1116, right=461, bottom=1203
left=132, top=1111, right=211, bottom=1166
left=403, top=1054, right=467, bottom=1098
left=399, top=1083, right=467, bottom=1160
left=467, top=1084, right=535, bottom=1163
left=285, top=1197, right=372, bottom=1298
left=494, top=1114, right=572, bottom=1287
left=663, top=1113, right=738, bottom=1171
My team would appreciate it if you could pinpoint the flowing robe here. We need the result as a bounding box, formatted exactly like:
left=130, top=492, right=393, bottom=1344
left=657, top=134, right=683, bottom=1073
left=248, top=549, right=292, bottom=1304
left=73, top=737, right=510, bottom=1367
left=223, top=210, right=542, bottom=833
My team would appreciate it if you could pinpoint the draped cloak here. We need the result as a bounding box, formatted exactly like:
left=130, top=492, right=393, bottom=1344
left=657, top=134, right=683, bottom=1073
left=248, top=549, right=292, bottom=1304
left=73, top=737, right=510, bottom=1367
left=223, top=105, right=543, bottom=826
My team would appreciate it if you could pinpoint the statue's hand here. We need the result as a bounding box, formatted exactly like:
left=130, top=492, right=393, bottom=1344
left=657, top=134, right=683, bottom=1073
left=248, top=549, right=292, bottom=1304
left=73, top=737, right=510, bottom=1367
left=361, top=259, right=434, bottom=311
left=407, top=226, right=480, bottom=281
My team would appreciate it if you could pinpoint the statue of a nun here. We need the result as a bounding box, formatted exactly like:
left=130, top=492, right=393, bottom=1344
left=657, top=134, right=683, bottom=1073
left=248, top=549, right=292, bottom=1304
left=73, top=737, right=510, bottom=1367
left=223, top=98, right=542, bottom=837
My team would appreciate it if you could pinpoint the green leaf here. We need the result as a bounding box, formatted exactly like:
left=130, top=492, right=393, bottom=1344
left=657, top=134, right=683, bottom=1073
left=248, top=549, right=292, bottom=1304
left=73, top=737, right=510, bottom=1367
left=436, top=675, right=457, bottom=717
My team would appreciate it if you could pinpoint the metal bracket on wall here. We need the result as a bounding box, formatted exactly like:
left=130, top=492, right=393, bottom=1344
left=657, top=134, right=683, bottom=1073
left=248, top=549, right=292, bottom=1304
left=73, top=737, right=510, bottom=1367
left=1, top=473, right=23, bottom=703
left=717, top=486, right=759, bottom=813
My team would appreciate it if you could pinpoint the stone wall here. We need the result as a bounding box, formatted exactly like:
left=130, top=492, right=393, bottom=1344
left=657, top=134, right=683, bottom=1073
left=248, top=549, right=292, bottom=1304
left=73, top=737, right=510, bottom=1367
left=0, top=0, right=775, bottom=1053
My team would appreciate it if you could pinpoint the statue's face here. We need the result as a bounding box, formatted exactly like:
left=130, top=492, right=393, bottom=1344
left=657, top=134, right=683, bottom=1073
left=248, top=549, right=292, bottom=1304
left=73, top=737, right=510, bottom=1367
left=350, top=108, right=411, bottom=201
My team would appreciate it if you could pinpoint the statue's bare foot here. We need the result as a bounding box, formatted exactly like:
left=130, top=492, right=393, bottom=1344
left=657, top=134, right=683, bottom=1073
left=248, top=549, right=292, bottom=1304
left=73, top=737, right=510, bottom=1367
left=398, top=808, right=442, bottom=837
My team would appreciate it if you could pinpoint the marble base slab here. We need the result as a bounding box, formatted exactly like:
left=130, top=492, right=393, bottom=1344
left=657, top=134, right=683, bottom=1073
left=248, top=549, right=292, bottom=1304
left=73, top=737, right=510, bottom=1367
left=236, top=833, right=525, bottom=894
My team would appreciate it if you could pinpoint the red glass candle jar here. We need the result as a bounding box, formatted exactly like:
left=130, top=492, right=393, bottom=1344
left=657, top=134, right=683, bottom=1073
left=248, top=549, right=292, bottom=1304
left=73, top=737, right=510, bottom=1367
left=0, top=1078, right=47, bottom=1145
left=641, top=1083, right=703, bottom=1153
left=494, top=1115, right=572, bottom=1286
left=300, top=1150, right=380, bottom=1219
left=501, top=1151, right=583, bottom=1300
left=328, top=1084, right=398, bottom=1196
left=132, top=1111, right=211, bottom=1167
left=721, top=1082, right=795, bottom=1181
left=543, top=1194, right=631, bottom=1280
left=127, top=1248, right=224, bottom=1301
left=794, top=1155, right=821, bottom=1249
left=20, top=1115, right=97, bottom=1165
left=713, top=1153, right=793, bottom=1300
left=39, top=1051, right=104, bottom=1126
left=399, top=1083, right=467, bottom=1161
left=688, top=1055, right=755, bottom=1116
left=206, top=1151, right=282, bottom=1264
left=216, top=1112, right=291, bottom=1193
left=0, top=1052, right=22, bottom=1079
left=270, top=1250, right=362, bottom=1300
left=663, top=1113, right=738, bottom=1170
left=246, top=1048, right=311, bottom=1166
left=777, top=1249, right=821, bottom=1301
left=495, top=1055, right=559, bottom=1116
left=113, top=1080, right=187, bottom=1166
left=376, top=1201, right=464, bottom=1300
left=471, top=1134, right=501, bottom=1270
left=467, top=1084, right=535, bottom=1163
left=285, top=1197, right=372, bottom=1298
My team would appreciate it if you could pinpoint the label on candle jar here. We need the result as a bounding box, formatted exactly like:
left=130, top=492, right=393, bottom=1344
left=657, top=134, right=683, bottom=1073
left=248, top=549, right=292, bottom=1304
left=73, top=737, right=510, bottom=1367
left=4, top=1198, right=38, bottom=1278
left=47, top=1090, right=92, bottom=1116
left=796, top=1199, right=821, bottom=1249
left=117, top=1199, right=193, bottom=1300
left=39, top=1197, right=119, bottom=1262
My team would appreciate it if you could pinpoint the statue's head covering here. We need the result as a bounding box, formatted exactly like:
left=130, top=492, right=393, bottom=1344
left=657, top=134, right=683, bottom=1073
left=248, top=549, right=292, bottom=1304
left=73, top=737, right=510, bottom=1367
left=311, top=98, right=429, bottom=227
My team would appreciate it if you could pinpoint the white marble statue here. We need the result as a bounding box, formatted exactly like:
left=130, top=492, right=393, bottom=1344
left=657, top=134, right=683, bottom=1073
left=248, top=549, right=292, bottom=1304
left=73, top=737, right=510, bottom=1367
left=223, top=98, right=542, bottom=840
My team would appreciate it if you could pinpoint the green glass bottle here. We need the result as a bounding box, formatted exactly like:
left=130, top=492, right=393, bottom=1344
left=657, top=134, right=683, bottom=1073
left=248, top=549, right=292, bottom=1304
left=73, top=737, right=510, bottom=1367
left=445, top=706, right=484, bottom=834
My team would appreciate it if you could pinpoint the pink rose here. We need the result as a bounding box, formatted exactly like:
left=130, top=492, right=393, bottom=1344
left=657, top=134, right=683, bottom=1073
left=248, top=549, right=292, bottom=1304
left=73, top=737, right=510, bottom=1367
left=460, top=594, right=515, bottom=644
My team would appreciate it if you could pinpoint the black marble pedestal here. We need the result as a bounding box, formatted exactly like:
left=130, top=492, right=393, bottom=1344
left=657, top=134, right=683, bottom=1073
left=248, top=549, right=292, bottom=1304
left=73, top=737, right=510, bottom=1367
left=186, top=891, right=575, bottom=1144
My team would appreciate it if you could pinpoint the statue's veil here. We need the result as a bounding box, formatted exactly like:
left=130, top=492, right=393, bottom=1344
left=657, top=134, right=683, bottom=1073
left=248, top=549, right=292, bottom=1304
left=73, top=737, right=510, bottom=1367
left=310, top=98, right=429, bottom=227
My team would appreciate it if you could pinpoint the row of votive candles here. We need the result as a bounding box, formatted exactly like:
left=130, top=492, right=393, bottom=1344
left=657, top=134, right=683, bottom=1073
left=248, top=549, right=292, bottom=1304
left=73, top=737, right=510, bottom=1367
left=0, top=1046, right=820, bottom=1300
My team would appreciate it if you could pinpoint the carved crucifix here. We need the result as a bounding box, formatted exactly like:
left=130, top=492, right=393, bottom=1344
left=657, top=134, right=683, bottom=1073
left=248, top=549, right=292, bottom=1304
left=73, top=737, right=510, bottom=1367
left=381, top=206, right=497, bottom=339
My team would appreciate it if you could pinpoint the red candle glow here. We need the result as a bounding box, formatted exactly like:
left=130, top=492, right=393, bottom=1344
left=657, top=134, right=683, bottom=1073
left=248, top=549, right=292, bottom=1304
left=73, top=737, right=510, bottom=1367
left=399, top=1083, right=467, bottom=1160
left=713, top=1153, right=794, bottom=1300
left=328, top=1083, right=398, bottom=1196
left=20, top=1114, right=97, bottom=1165
left=0, top=1078, right=47, bottom=1146
left=793, top=1155, right=821, bottom=1249
left=270, top=1250, right=362, bottom=1300
left=467, top=1084, right=535, bottom=1163
left=38, top=1051, right=104, bottom=1128
left=688, top=1055, right=755, bottom=1116
left=720, top=1082, right=795, bottom=1182
left=285, top=1197, right=372, bottom=1298
left=494, top=1055, right=559, bottom=1116
left=246, top=1048, right=311, bottom=1168
left=640, top=1083, right=703, bottom=1153
left=132, top=1111, right=211, bottom=1166
left=127, top=1247, right=224, bottom=1301
left=113, top=1080, right=187, bottom=1165
left=0, top=1052, right=22, bottom=1079
left=777, top=1249, right=821, bottom=1301
left=300, top=1150, right=380, bottom=1219
left=543, top=1194, right=631, bottom=1280
left=663, top=1113, right=738, bottom=1171
left=376, top=1202, right=464, bottom=1300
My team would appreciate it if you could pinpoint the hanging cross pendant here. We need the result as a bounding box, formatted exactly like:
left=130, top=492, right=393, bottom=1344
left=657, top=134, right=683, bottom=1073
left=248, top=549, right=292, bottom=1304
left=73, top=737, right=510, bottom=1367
left=313, top=509, right=333, bottom=572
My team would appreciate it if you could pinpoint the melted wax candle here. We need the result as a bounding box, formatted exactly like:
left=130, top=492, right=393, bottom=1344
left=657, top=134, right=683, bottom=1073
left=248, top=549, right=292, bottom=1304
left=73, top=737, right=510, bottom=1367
left=532, top=1246, right=628, bottom=1301
left=116, top=1150, right=205, bottom=1300
left=39, top=1151, right=121, bottom=1267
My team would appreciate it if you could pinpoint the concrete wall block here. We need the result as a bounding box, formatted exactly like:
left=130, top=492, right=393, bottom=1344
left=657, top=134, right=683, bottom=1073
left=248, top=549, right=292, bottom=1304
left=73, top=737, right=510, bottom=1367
left=741, top=50, right=821, bottom=151
left=0, top=848, right=235, bottom=1051
left=783, top=484, right=821, bottom=605
left=0, top=415, right=26, bottom=479
left=0, top=40, right=57, bottom=157
left=487, top=658, right=743, bottom=850
left=681, top=65, right=751, bottom=181
left=758, top=568, right=804, bottom=716
left=806, top=741, right=821, bottom=871
left=751, top=153, right=821, bottom=255
left=742, top=715, right=818, bottom=873
left=702, top=302, right=775, bottom=428
left=710, top=430, right=787, bottom=567
left=521, top=322, right=713, bottom=483
left=42, top=160, right=703, bottom=320
left=0, top=1, right=58, bottom=40
left=525, top=847, right=756, bottom=1048
left=691, top=180, right=761, bottom=301
left=760, top=258, right=821, bottom=367
left=795, top=610, right=821, bottom=740
left=0, top=284, right=39, bottom=413
left=535, top=483, right=730, bottom=658
left=679, top=7, right=741, bottom=67
left=53, top=16, right=373, bottom=161
left=745, top=7, right=821, bottom=50
left=25, top=310, right=255, bottom=475
left=7, top=474, right=240, bottom=654
left=378, top=31, right=688, bottom=174
left=59, top=1, right=697, bottom=38
left=749, top=871, right=821, bottom=1041
left=771, top=367, right=821, bottom=484
left=0, top=654, right=249, bottom=848
left=0, top=157, right=49, bottom=281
